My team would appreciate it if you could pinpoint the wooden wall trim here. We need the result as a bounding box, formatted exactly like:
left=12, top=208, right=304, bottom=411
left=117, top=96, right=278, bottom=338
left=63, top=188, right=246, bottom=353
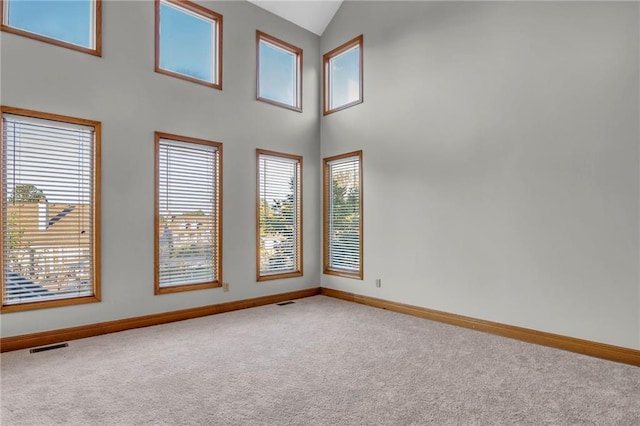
left=1, top=287, right=321, bottom=353
left=5, top=286, right=637, bottom=367
left=320, top=288, right=640, bottom=367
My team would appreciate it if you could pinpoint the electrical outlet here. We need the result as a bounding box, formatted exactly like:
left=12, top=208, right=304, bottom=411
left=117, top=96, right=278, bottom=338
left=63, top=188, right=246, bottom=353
left=375, top=278, right=381, bottom=288
left=222, top=282, right=229, bottom=292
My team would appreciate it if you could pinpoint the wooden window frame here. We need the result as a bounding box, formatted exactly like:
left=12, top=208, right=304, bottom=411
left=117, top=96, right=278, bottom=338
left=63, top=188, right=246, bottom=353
left=0, top=106, right=102, bottom=313
left=0, top=0, right=102, bottom=57
left=256, top=31, right=303, bottom=112
left=154, top=0, right=223, bottom=90
left=256, top=149, right=303, bottom=281
left=323, top=150, right=363, bottom=280
left=154, top=132, right=223, bottom=295
left=322, top=35, right=363, bottom=116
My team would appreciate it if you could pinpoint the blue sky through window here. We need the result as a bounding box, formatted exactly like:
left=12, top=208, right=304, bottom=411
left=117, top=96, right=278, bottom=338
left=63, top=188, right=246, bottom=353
left=159, top=1, right=214, bottom=83
left=5, top=0, right=93, bottom=48
left=330, top=46, right=360, bottom=110
left=259, top=41, right=297, bottom=107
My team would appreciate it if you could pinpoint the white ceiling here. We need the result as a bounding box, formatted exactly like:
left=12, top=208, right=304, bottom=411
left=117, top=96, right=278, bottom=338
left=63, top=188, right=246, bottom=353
left=248, top=1, right=343, bottom=36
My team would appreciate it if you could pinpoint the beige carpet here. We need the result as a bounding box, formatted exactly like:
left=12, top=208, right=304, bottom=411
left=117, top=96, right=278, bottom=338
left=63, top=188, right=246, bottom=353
left=1, top=295, right=639, bottom=425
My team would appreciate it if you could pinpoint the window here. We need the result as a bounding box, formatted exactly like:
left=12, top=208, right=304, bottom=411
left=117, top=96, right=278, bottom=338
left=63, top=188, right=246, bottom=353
left=256, top=31, right=302, bottom=112
left=1, top=107, right=101, bottom=312
left=0, top=0, right=101, bottom=56
left=323, top=35, right=363, bottom=115
left=323, top=151, right=362, bottom=279
left=256, top=149, right=302, bottom=281
left=155, top=0, right=222, bottom=89
left=155, top=132, right=222, bottom=294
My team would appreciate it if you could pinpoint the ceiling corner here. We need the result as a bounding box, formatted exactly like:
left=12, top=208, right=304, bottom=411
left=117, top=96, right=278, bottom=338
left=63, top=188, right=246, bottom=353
left=248, top=1, right=343, bottom=36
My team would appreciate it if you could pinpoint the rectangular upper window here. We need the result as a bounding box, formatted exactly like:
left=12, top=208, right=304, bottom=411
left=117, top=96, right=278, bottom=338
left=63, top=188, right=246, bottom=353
left=155, top=132, right=222, bottom=294
left=1, top=107, right=101, bottom=312
left=323, top=35, right=363, bottom=115
left=256, top=149, right=302, bottom=281
left=1, top=0, right=101, bottom=56
left=256, top=31, right=302, bottom=112
left=323, top=151, right=363, bottom=279
left=155, top=0, right=222, bottom=89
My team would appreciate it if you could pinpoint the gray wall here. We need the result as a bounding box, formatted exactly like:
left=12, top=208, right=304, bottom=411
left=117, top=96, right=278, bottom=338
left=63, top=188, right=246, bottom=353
left=0, top=1, right=321, bottom=337
left=3, top=0, right=639, bottom=351
left=321, top=1, right=640, bottom=349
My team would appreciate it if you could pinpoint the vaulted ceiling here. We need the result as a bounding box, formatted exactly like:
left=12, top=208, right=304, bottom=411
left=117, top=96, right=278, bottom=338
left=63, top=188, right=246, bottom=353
left=248, top=1, right=343, bottom=36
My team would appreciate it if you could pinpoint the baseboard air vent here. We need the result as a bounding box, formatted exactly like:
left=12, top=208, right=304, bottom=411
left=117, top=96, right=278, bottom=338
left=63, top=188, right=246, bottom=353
left=29, top=343, right=68, bottom=353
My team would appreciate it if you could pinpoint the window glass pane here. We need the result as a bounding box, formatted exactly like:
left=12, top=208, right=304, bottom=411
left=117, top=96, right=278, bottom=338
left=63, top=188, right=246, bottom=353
left=159, top=1, right=214, bottom=83
left=259, top=41, right=297, bottom=107
left=157, top=137, right=220, bottom=290
left=5, top=0, right=93, bottom=48
left=330, top=46, right=360, bottom=110
left=2, top=114, right=96, bottom=306
left=258, top=152, right=301, bottom=278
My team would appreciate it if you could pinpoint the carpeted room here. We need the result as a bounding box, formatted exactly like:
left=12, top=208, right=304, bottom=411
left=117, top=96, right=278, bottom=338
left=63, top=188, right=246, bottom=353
left=3, top=296, right=640, bottom=425
left=1, top=0, right=640, bottom=424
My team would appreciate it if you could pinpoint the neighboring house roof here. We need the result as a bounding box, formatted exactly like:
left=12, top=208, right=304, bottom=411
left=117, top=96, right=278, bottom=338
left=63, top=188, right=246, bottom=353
left=4, top=271, right=49, bottom=299
left=7, top=203, right=90, bottom=247
left=48, top=206, right=75, bottom=227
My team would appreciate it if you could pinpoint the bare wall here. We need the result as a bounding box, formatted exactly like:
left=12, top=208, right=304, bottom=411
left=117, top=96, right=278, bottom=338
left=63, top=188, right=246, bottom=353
left=0, top=1, right=321, bottom=337
left=321, top=1, right=640, bottom=349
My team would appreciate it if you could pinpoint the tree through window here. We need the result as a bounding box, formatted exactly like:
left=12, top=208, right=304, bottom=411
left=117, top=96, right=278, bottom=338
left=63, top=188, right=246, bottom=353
left=323, top=151, right=363, bottom=279
left=256, top=149, right=302, bottom=280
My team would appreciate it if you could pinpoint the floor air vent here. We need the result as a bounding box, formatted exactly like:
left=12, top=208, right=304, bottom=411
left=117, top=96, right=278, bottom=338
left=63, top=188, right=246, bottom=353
left=277, top=301, right=295, bottom=306
left=30, top=343, right=68, bottom=354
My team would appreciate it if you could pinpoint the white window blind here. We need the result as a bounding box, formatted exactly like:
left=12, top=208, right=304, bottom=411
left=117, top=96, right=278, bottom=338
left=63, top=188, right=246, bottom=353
left=325, top=153, right=362, bottom=276
left=257, top=151, right=301, bottom=279
left=157, top=137, right=220, bottom=289
left=2, top=113, right=96, bottom=306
